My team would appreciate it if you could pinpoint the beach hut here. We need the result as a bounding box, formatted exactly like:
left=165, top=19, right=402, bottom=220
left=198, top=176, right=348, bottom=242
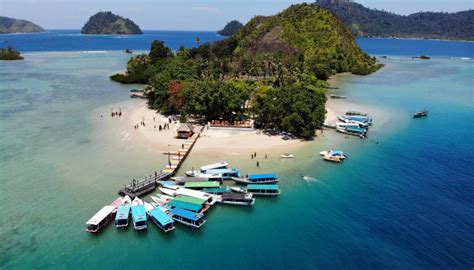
left=176, top=124, right=194, bottom=139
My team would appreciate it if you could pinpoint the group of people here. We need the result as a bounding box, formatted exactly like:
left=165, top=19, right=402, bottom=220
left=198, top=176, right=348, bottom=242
left=251, top=152, right=268, bottom=167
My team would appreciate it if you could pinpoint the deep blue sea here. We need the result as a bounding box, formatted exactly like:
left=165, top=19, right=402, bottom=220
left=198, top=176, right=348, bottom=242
left=0, top=30, right=473, bottom=269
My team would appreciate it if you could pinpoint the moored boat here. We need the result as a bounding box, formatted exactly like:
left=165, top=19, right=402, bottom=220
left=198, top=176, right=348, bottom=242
left=114, top=195, right=131, bottom=228
left=319, top=150, right=347, bottom=159
left=151, top=194, right=174, bottom=205
left=330, top=94, right=347, bottom=99
left=231, top=173, right=279, bottom=185
left=169, top=208, right=206, bottom=229
left=201, top=168, right=240, bottom=179
left=280, top=154, right=294, bottom=158
left=148, top=208, right=175, bottom=233
left=336, top=126, right=367, bottom=139
left=345, top=111, right=368, bottom=116
left=202, top=187, right=232, bottom=194
left=218, top=193, right=255, bottom=206
left=131, top=197, right=147, bottom=231
left=200, top=162, right=229, bottom=172
left=85, top=205, right=116, bottom=233
left=247, top=184, right=281, bottom=196
left=322, top=154, right=344, bottom=163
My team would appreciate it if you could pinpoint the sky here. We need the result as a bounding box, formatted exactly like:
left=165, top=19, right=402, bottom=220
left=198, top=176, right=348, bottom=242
left=1, top=0, right=473, bottom=30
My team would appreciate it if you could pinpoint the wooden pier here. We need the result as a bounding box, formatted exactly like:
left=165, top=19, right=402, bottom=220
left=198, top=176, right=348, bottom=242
left=118, top=126, right=203, bottom=198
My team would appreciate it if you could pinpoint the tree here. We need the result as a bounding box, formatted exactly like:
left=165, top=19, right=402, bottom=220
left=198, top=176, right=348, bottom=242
left=149, top=40, right=172, bottom=64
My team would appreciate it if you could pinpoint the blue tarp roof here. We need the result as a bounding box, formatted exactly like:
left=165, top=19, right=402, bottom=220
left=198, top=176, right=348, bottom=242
left=131, top=205, right=147, bottom=222
left=170, top=207, right=204, bottom=221
left=115, top=205, right=130, bottom=221
left=248, top=173, right=278, bottom=180
left=168, top=200, right=203, bottom=212
left=149, top=208, right=174, bottom=226
left=247, top=184, right=279, bottom=190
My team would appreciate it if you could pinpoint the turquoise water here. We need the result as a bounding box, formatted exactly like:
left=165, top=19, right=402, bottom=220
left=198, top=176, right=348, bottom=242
left=1, top=45, right=474, bottom=268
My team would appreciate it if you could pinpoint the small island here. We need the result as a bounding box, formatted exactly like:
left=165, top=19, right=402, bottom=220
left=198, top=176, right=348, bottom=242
left=217, top=20, right=243, bottom=36
left=0, top=46, right=24, bottom=60
left=81, top=11, right=142, bottom=35
left=111, top=4, right=381, bottom=139
left=0, top=16, right=44, bottom=34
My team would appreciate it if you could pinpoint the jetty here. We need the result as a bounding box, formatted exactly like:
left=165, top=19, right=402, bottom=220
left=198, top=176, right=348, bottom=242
left=118, top=127, right=203, bottom=198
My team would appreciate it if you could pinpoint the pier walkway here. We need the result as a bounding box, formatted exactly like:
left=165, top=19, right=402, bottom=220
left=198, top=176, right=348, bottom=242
left=118, top=126, right=203, bottom=198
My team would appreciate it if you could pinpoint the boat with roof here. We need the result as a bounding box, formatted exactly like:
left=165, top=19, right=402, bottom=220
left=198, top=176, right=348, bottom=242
left=131, top=197, right=147, bottom=231
left=169, top=208, right=206, bottom=229
left=202, top=187, right=232, bottom=194
left=336, top=126, right=367, bottom=138
left=202, top=168, right=240, bottom=179
left=110, top=197, right=123, bottom=213
left=319, top=150, right=347, bottom=160
left=149, top=207, right=175, bottom=233
left=151, top=194, right=174, bottom=205
left=218, top=193, right=255, bottom=206
left=115, top=195, right=131, bottom=228
left=184, top=181, right=221, bottom=189
left=413, top=110, right=428, bottom=118
left=345, top=111, right=368, bottom=116
left=231, top=173, right=279, bottom=185
left=85, top=205, right=116, bottom=233
left=339, top=115, right=373, bottom=126
left=247, top=184, right=281, bottom=196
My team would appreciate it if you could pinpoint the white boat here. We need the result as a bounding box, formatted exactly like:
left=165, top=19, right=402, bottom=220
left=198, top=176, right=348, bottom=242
left=114, top=195, right=132, bottom=228
left=200, top=162, right=229, bottom=172
left=122, top=195, right=132, bottom=205
left=230, top=187, right=245, bottom=193
left=319, top=150, right=347, bottom=159
left=151, top=194, right=174, bottom=205
left=280, top=154, right=294, bottom=158
left=85, top=205, right=116, bottom=233
left=159, top=187, right=177, bottom=197
left=143, top=202, right=155, bottom=213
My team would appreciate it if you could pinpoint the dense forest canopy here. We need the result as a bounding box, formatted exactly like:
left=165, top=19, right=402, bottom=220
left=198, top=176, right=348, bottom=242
left=110, top=3, right=381, bottom=139
left=217, top=20, right=244, bottom=36
left=316, top=0, right=474, bottom=41
left=0, top=16, right=44, bottom=34
left=81, top=11, right=142, bottom=35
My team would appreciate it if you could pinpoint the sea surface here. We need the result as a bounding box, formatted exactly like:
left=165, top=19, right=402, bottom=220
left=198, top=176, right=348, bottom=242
left=0, top=31, right=473, bottom=269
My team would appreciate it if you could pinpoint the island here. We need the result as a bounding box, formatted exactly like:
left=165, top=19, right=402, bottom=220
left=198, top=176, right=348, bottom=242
left=217, top=20, right=243, bottom=36
left=111, top=3, right=381, bottom=139
left=316, top=0, right=474, bottom=41
left=0, top=16, right=44, bottom=34
left=81, top=11, right=142, bottom=35
left=0, top=46, right=24, bottom=60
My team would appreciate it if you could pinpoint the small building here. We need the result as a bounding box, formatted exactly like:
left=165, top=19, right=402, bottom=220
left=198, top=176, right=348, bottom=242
left=176, top=124, right=194, bottom=139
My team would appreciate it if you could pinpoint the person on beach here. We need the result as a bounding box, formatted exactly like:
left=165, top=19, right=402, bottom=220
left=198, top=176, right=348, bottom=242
left=254, top=152, right=257, bottom=157
left=265, top=154, right=267, bottom=159
left=251, top=154, right=253, bottom=159
left=257, top=161, right=260, bottom=167
left=159, top=125, right=162, bottom=131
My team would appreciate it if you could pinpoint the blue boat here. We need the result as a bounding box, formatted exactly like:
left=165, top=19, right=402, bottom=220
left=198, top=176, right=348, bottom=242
left=115, top=205, right=131, bottom=228
left=148, top=208, right=175, bottom=233
left=170, top=208, right=206, bottom=229
left=203, top=168, right=240, bottom=179
left=232, top=173, right=279, bottom=185
left=131, top=203, right=147, bottom=231
left=247, top=184, right=281, bottom=196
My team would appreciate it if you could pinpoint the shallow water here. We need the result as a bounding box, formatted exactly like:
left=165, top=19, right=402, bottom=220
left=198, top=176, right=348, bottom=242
left=1, top=38, right=473, bottom=269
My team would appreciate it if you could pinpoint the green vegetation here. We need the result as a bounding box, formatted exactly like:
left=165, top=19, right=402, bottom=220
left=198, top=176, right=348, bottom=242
left=111, top=3, right=381, bottom=139
left=316, top=0, right=474, bottom=41
left=217, top=20, right=244, bottom=36
left=0, top=46, right=24, bottom=60
left=0, top=16, right=44, bottom=34
left=81, top=11, right=142, bottom=35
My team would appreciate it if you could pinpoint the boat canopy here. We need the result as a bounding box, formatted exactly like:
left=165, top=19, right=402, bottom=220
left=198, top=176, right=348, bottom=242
left=149, top=208, right=173, bottom=226
left=168, top=200, right=203, bottom=212
left=86, top=205, right=115, bottom=225
left=115, top=205, right=131, bottom=221
left=249, top=173, right=278, bottom=180
left=173, top=177, right=208, bottom=183
left=200, top=162, right=228, bottom=172
left=184, top=181, right=220, bottom=189
left=202, top=187, right=231, bottom=194
left=131, top=205, right=147, bottom=222
left=174, top=195, right=207, bottom=205
left=170, top=207, right=204, bottom=221
left=346, top=126, right=366, bottom=133
left=222, top=193, right=248, bottom=200
left=247, top=184, right=280, bottom=191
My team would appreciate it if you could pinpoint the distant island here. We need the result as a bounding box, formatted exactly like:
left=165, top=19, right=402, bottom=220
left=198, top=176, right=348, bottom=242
left=0, top=16, right=44, bottom=34
left=111, top=3, right=381, bottom=139
left=217, top=20, right=243, bottom=36
left=81, top=11, right=142, bottom=35
left=316, top=0, right=474, bottom=41
left=0, top=46, right=24, bottom=60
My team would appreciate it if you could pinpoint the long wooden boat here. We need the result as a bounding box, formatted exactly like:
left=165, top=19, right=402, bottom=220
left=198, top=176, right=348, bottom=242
left=231, top=173, right=279, bottom=185
left=169, top=208, right=206, bottom=229
left=247, top=184, right=281, bottom=196
left=85, top=205, right=116, bottom=233
left=218, top=193, right=255, bottom=206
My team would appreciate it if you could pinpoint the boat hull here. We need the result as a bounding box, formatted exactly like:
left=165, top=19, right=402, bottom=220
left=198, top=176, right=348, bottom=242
left=218, top=199, right=255, bottom=206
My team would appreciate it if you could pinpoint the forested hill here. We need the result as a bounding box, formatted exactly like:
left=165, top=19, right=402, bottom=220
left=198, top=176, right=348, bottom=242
left=0, top=16, right=44, bottom=34
left=81, top=12, right=142, bottom=35
left=217, top=20, right=243, bottom=36
left=315, top=0, right=474, bottom=41
left=110, top=3, right=381, bottom=139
